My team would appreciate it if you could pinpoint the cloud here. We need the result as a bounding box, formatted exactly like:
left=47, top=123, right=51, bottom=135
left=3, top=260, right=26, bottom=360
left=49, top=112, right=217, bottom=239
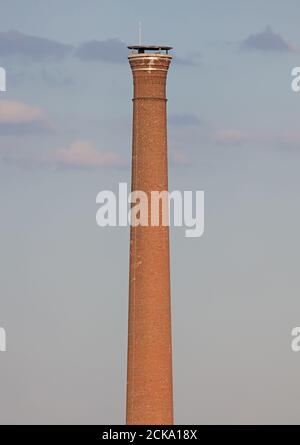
left=0, top=100, right=49, bottom=133
left=240, top=26, right=294, bottom=52
left=75, top=39, right=197, bottom=66
left=0, top=31, right=195, bottom=68
left=169, top=113, right=204, bottom=127
left=213, top=130, right=249, bottom=145
left=39, top=69, right=75, bottom=87
left=74, top=38, right=127, bottom=63
left=0, top=100, right=45, bottom=124
left=9, top=68, right=76, bottom=89
left=0, top=30, right=73, bottom=60
left=173, top=51, right=202, bottom=66
left=2, top=140, right=126, bottom=169
left=170, top=149, right=190, bottom=166
left=276, top=131, right=300, bottom=149
left=50, top=141, right=126, bottom=168
left=212, top=129, right=300, bottom=148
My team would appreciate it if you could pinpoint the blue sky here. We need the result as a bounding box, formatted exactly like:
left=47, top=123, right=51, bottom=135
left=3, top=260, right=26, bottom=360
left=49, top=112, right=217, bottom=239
left=1, top=0, right=300, bottom=424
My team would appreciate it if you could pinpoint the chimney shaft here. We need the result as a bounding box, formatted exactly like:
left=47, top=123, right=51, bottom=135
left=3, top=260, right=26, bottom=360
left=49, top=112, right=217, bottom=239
left=126, top=49, right=173, bottom=425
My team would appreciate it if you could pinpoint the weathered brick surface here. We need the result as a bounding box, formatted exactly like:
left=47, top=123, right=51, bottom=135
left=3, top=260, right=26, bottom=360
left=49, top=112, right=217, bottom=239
left=126, top=53, right=173, bottom=425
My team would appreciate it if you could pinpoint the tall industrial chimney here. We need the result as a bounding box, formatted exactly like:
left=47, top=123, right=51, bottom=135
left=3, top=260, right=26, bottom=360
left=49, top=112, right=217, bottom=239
left=126, top=45, right=173, bottom=425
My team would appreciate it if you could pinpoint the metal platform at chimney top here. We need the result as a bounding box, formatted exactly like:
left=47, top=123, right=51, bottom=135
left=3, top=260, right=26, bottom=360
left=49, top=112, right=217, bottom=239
left=128, top=45, right=173, bottom=55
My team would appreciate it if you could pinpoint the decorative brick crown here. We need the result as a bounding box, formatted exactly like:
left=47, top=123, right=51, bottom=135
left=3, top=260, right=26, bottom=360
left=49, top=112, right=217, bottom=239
left=128, top=53, right=172, bottom=73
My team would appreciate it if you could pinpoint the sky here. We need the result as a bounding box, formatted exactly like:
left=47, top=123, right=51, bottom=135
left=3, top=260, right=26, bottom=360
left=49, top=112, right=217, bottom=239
left=1, top=0, right=300, bottom=424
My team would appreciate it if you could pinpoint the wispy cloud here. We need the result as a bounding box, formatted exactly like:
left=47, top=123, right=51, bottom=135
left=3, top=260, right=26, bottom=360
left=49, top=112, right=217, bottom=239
left=211, top=128, right=300, bottom=148
left=74, top=38, right=127, bottom=63
left=169, top=113, right=204, bottom=127
left=240, top=26, right=295, bottom=53
left=277, top=131, right=300, bottom=148
left=0, top=100, right=50, bottom=133
left=170, top=149, right=190, bottom=166
left=173, top=51, right=202, bottom=66
left=0, top=30, right=196, bottom=68
left=39, top=69, right=75, bottom=87
left=2, top=140, right=127, bottom=169
left=50, top=141, right=126, bottom=168
left=0, top=30, right=73, bottom=60
left=212, top=129, right=250, bottom=145
left=0, top=100, right=45, bottom=123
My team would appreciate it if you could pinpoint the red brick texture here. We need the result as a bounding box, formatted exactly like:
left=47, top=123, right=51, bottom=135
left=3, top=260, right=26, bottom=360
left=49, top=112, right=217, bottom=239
left=126, top=53, right=173, bottom=425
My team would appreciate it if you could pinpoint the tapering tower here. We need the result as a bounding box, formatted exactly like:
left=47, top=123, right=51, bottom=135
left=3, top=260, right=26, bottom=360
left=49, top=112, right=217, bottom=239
left=126, top=45, right=173, bottom=425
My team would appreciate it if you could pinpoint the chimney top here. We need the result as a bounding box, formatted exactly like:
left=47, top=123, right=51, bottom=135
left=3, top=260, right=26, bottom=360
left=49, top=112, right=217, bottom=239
left=128, top=45, right=172, bottom=54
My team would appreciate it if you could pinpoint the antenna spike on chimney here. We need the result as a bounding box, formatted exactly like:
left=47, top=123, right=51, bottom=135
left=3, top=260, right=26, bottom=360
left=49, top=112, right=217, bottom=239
left=138, top=21, right=142, bottom=46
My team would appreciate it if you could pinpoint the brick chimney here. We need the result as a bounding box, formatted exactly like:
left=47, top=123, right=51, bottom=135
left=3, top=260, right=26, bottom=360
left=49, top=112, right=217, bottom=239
left=126, top=45, right=173, bottom=425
